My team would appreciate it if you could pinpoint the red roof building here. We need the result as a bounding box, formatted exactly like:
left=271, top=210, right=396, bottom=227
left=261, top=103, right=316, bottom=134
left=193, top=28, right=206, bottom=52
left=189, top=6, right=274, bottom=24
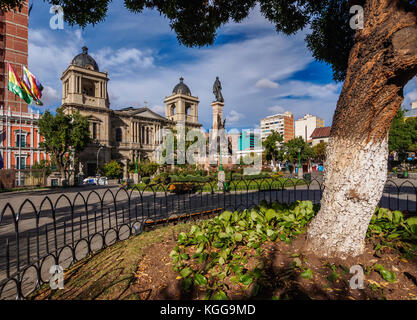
left=310, top=126, right=331, bottom=146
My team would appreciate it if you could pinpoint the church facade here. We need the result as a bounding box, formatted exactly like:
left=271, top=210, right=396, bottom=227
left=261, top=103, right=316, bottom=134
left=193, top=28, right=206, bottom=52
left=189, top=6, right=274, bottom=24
left=60, top=47, right=202, bottom=177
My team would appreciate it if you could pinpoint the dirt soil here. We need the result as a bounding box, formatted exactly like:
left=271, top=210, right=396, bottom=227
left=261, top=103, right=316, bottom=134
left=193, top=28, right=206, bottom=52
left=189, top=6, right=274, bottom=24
left=30, top=223, right=417, bottom=300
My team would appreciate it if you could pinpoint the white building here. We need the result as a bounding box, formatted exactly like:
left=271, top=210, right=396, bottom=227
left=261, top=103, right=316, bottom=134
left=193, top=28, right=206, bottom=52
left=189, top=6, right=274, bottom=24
left=260, top=112, right=294, bottom=142
left=295, top=114, right=325, bottom=144
left=404, top=101, right=417, bottom=119
left=310, top=127, right=331, bottom=146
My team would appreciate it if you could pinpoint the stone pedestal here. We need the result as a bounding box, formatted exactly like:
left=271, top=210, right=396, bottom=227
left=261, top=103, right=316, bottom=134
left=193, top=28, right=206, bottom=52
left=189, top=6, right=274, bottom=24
left=123, top=159, right=129, bottom=180
left=211, top=101, right=225, bottom=131
left=133, top=173, right=139, bottom=185
left=298, top=167, right=304, bottom=179
left=218, top=170, right=225, bottom=190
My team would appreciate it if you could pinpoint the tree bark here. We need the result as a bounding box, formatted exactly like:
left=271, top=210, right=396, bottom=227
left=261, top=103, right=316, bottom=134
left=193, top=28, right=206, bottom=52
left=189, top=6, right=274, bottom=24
left=307, top=0, right=417, bottom=258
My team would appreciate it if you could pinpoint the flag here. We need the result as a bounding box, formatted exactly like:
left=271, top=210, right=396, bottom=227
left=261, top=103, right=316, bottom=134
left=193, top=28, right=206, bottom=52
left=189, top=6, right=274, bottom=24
left=7, top=64, right=33, bottom=105
left=23, top=66, right=44, bottom=106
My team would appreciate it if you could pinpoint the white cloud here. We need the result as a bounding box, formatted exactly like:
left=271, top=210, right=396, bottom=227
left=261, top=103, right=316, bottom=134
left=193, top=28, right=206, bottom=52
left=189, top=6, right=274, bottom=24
left=151, top=105, right=165, bottom=114
left=95, top=47, right=155, bottom=71
left=255, top=78, right=279, bottom=89
left=41, top=85, right=60, bottom=105
left=226, top=110, right=245, bottom=124
left=28, top=6, right=341, bottom=128
left=268, top=105, right=285, bottom=114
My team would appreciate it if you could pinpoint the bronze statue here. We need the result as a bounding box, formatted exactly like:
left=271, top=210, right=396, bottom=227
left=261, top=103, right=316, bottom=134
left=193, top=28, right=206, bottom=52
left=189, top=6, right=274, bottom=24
left=213, top=77, right=224, bottom=102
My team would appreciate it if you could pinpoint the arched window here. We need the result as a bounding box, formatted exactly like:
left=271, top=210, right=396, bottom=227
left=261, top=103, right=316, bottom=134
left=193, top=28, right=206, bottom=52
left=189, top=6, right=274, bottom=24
left=115, top=128, right=122, bottom=142
left=82, top=79, right=95, bottom=97
left=186, top=104, right=191, bottom=116
left=171, top=104, right=176, bottom=116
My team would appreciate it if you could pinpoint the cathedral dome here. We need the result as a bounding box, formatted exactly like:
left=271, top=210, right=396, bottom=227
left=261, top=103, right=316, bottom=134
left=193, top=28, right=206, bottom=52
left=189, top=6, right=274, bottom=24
left=71, top=46, right=99, bottom=71
left=172, top=77, right=191, bottom=96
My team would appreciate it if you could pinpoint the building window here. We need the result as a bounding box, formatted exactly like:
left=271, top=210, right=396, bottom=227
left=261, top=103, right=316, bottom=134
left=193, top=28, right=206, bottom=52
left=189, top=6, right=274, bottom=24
left=92, top=123, right=97, bottom=140
left=15, top=155, right=26, bottom=169
left=15, top=133, right=27, bottom=148
left=116, top=128, right=122, bottom=142
left=146, top=127, right=149, bottom=145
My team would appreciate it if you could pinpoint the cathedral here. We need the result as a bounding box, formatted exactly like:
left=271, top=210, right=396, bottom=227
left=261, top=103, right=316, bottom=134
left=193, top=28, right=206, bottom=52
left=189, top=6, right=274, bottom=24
left=60, top=47, right=202, bottom=177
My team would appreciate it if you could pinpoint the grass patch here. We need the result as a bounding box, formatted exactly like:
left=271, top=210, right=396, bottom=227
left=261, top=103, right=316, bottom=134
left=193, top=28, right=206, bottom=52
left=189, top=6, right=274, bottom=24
left=29, top=222, right=194, bottom=300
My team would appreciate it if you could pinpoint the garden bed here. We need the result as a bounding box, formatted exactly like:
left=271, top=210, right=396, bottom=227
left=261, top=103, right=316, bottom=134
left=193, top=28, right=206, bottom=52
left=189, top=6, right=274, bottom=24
left=29, top=202, right=417, bottom=300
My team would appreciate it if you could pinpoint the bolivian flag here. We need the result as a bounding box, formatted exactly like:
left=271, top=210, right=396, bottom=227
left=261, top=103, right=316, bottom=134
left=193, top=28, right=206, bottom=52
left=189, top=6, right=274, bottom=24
left=8, top=64, right=33, bottom=105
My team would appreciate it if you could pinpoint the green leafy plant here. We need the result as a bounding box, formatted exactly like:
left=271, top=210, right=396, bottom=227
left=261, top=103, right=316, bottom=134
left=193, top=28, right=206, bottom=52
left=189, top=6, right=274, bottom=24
left=170, top=200, right=318, bottom=299
left=373, top=264, right=397, bottom=283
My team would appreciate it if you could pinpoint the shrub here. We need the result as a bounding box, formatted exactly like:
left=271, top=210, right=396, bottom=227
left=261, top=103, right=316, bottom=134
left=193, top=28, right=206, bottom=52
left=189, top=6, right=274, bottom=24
left=142, top=177, right=150, bottom=185
left=138, top=162, right=159, bottom=177
left=102, top=160, right=122, bottom=179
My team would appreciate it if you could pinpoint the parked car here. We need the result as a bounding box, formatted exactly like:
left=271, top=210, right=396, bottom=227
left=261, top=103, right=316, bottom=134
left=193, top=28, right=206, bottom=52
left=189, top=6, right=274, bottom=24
left=82, top=176, right=108, bottom=186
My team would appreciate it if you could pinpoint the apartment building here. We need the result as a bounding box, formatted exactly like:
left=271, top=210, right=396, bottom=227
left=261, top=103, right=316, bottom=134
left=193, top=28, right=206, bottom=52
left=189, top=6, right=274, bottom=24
left=295, top=114, right=325, bottom=144
left=260, top=111, right=294, bottom=142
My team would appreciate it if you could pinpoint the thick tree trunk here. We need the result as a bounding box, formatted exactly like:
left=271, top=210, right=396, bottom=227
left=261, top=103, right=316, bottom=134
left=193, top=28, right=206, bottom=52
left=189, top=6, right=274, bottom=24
left=307, top=0, right=417, bottom=258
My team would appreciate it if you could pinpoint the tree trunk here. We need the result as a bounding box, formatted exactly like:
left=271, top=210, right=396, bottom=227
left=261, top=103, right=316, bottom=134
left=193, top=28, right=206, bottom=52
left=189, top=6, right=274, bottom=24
left=307, top=0, right=417, bottom=258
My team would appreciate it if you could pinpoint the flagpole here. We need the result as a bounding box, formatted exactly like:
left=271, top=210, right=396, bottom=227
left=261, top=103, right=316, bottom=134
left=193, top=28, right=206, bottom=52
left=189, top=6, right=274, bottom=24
left=18, top=97, right=22, bottom=186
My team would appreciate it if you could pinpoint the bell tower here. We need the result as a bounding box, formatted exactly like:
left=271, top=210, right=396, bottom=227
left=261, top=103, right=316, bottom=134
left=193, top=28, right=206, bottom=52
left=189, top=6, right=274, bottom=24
left=164, top=77, right=201, bottom=129
left=61, top=47, right=109, bottom=109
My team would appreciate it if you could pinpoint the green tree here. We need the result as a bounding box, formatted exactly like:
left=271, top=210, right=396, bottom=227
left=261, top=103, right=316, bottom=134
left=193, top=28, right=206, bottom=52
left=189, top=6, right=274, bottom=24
left=281, top=137, right=312, bottom=172
left=262, top=130, right=283, bottom=166
left=38, top=110, right=90, bottom=184
left=388, top=108, right=417, bottom=162
left=101, top=160, right=122, bottom=179
left=6, top=0, right=417, bottom=258
left=312, top=142, right=327, bottom=163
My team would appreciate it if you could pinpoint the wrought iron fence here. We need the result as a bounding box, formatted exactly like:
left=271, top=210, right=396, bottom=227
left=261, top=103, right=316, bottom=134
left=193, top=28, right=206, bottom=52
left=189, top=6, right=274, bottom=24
left=0, top=177, right=415, bottom=300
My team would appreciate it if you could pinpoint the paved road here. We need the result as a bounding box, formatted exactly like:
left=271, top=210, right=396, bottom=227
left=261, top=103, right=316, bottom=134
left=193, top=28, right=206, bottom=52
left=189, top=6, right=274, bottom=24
left=0, top=179, right=416, bottom=299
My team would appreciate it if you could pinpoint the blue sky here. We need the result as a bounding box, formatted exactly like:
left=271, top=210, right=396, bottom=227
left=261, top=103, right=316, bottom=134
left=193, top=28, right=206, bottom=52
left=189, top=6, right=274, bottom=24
left=27, top=1, right=417, bottom=130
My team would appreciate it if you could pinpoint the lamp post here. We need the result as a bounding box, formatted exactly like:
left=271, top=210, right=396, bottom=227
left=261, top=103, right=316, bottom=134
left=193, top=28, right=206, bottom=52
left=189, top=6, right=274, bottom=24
left=298, top=147, right=303, bottom=179
left=96, top=143, right=104, bottom=177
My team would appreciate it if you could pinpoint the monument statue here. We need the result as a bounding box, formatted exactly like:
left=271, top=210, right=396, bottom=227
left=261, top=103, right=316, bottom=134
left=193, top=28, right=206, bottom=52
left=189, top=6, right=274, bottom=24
left=216, top=113, right=227, bottom=130
left=213, top=77, right=224, bottom=103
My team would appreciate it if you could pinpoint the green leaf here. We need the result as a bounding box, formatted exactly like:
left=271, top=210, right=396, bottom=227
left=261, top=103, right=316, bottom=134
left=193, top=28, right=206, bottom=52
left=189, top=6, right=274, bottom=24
left=180, top=267, right=193, bottom=278
left=374, top=264, right=396, bottom=283
left=239, top=274, right=253, bottom=286
left=218, top=232, right=229, bottom=239
left=220, top=211, right=233, bottom=221
left=234, top=233, right=243, bottom=242
left=265, top=209, right=277, bottom=222
left=181, top=253, right=189, bottom=260
left=301, top=268, right=313, bottom=279
left=379, top=269, right=396, bottom=283
left=251, top=210, right=259, bottom=221
left=181, top=277, right=193, bottom=291
left=392, top=211, right=404, bottom=224
left=212, top=290, right=228, bottom=300
left=178, top=232, right=187, bottom=243
left=194, top=274, right=208, bottom=286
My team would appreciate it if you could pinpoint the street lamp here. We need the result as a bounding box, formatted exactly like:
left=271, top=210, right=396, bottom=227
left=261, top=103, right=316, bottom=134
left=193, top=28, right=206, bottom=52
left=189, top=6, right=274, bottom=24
left=298, top=147, right=303, bottom=179
left=96, top=143, right=104, bottom=177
